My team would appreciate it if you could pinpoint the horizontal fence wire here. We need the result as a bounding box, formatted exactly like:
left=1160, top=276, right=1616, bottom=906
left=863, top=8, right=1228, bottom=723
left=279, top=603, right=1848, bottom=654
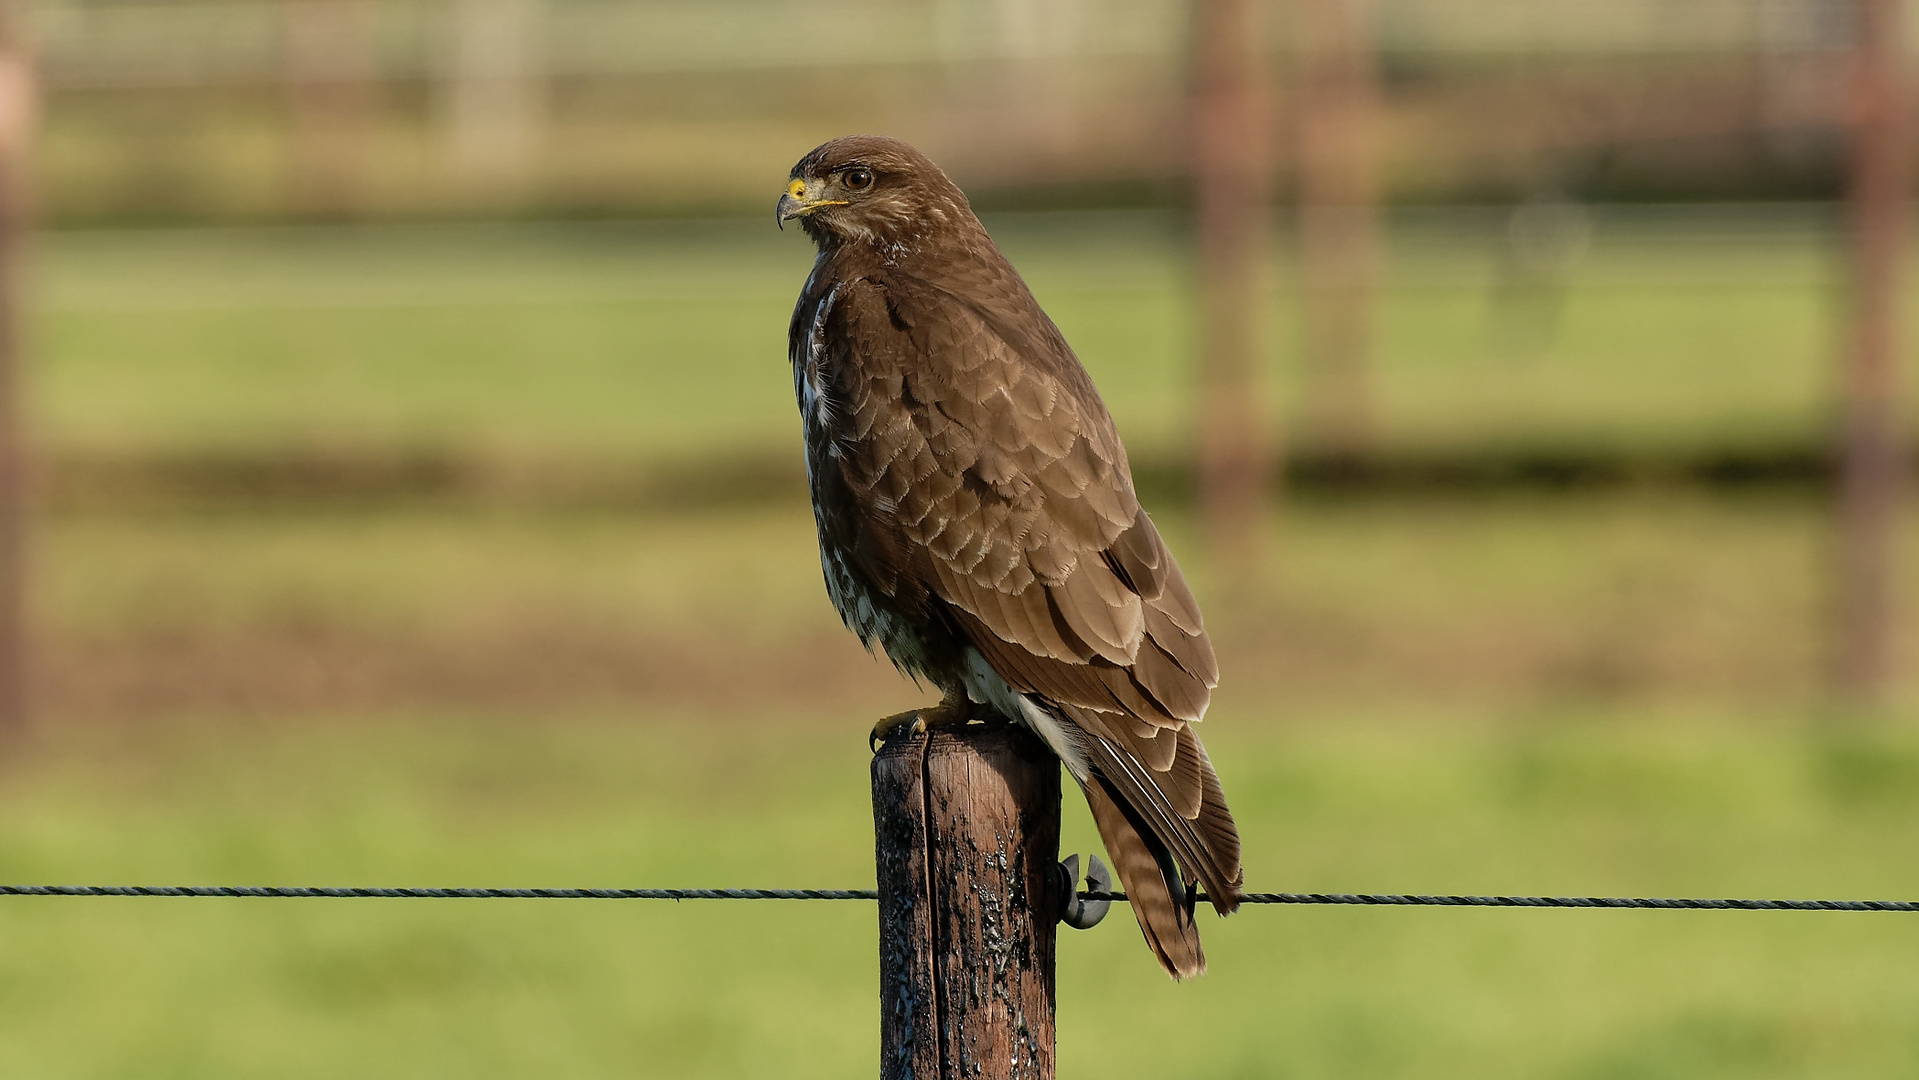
left=1215, top=893, right=1919, bottom=912
left=3, top=884, right=1918, bottom=911
left=0, top=885, right=878, bottom=900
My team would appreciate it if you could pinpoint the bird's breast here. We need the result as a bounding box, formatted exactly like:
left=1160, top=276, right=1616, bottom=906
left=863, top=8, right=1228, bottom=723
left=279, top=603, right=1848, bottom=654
left=793, top=280, right=942, bottom=686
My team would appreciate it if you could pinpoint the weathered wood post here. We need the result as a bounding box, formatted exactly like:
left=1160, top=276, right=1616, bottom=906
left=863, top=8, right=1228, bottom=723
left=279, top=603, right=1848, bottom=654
left=872, top=718, right=1061, bottom=1080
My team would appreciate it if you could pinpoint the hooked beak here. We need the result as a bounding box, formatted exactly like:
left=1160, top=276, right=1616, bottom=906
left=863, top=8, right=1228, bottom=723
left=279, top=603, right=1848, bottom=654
left=776, top=177, right=846, bottom=230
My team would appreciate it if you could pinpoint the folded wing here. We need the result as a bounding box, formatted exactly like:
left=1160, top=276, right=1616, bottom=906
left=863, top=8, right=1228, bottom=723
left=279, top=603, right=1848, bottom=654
left=824, top=268, right=1244, bottom=977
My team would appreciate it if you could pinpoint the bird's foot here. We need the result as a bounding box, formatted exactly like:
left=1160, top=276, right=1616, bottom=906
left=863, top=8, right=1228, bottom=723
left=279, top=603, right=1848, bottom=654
left=870, top=690, right=972, bottom=752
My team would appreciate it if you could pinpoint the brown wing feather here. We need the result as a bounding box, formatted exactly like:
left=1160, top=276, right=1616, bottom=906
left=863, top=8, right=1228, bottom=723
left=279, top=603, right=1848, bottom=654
left=1065, top=701, right=1240, bottom=907
left=1084, top=777, right=1205, bottom=979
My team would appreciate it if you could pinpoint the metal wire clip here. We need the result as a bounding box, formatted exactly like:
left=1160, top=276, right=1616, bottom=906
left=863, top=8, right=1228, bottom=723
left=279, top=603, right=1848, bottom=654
left=1056, top=853, right=1112, bottom=929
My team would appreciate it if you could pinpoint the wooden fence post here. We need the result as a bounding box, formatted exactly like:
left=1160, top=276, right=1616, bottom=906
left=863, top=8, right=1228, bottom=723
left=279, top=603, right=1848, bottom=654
left=0, top=17, right=29, bottom=737
left=1296, top=0, right=1380, bottom=464
left=1833, top=0, right=1908, bottom=708
left=872, top=719, right=1061, bottom=1080
left=1190, top=0, right=1273, bottom=569
left=284, top=0, right=378, bottom=218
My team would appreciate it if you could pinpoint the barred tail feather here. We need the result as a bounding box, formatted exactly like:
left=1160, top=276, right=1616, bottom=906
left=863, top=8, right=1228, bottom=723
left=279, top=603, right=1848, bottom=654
left=1083, top=777, right=1206, bottom=980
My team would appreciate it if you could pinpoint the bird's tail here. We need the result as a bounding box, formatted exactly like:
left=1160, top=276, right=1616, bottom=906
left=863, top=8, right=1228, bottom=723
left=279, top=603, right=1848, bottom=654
left=1082, top=777, right=1206, bottom=979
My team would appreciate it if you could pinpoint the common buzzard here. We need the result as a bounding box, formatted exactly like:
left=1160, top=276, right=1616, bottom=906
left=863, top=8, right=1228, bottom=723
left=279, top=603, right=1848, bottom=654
left=778, top=135, right=1243, bottom=978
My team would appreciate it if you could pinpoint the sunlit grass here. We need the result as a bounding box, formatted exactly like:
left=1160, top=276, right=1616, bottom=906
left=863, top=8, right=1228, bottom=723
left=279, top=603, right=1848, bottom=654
left=39, top=493, right=1919, bottom=713
left=1, top=713, right=1918, bottom=1077
left=14, top=207, right=1919, bottom=1076
left=28, top=208, right=1890, bottom=464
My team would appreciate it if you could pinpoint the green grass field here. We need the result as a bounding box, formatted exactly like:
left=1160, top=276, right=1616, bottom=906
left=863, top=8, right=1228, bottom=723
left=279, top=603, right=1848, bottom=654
left=14, top=491, right=1919, bottom=1076
left=11, top=209, right=1919, bottom=1076
left=29, top=206, right=1893, bottom=465
left=36, top=493, right=1919, bottom=717
left=4, top=714, right=1919, bottom=1078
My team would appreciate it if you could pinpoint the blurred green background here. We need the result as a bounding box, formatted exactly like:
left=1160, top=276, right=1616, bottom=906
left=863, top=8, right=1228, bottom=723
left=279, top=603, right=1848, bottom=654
left=6, top=0, right=1919, bottom=1076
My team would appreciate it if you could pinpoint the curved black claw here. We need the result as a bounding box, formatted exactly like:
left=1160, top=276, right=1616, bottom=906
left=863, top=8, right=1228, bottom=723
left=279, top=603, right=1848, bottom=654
left=869, top=709, right=924, bottom=754
left=1058, top=853, right=1113, bottom=930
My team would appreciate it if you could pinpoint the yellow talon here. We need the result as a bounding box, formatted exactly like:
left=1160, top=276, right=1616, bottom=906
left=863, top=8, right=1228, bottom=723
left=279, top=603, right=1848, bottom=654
left=869, top=709, right=925, bottom=751
left=868, top=690, right=973, bottom=752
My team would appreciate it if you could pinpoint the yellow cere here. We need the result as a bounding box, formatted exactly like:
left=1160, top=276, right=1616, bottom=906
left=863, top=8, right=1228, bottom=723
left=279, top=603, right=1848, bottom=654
left=788, top=179, right=807, bottom=198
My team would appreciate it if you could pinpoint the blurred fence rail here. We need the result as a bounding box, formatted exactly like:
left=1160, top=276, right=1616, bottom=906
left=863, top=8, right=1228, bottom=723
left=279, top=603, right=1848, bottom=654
left=8, top=0, right=1885, bottom=221
left=32, top=0, right=1186, bottom=86
left=24, top=0, right=1864, bottom=88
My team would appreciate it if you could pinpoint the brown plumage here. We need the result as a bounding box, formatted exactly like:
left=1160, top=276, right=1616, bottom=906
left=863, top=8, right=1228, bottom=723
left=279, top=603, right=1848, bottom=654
left=778, top=135, right=1243, bottom=978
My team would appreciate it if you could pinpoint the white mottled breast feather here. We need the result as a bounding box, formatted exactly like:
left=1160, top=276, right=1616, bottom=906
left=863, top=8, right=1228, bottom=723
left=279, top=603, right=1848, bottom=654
left=796, top=277, right=931, bottom=684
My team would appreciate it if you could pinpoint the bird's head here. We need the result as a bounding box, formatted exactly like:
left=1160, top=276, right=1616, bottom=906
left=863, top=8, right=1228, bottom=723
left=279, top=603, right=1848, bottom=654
left=777, top=136, right=973, bottom=255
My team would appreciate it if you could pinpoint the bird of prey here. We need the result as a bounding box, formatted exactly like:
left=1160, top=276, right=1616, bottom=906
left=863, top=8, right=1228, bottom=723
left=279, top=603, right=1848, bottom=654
left=777, top=135, right=1242, bottom=978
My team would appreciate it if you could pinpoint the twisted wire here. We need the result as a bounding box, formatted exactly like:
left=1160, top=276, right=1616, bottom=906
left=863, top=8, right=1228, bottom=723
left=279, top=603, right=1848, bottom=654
left=0, top=885, right=877, bottom=900
left=3, top=884, right=1916, bottom=911
left=1197, top=892, right=1919, bottom=911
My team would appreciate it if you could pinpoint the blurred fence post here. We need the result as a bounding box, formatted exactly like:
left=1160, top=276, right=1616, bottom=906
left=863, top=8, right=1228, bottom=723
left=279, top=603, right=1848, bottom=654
left=1834, top=0, right=1908, bottom=708
left=0, top=10, right=27, bottom=735
left=1191, top=0, right=1272, bottom=567
left=872, top=721, right=1060, bottom=1080
left=1296, top=0, right=1379, bottom=465
left=284, top=0, right=378, bottom=217
left=445, top=0, right=544, bottom=203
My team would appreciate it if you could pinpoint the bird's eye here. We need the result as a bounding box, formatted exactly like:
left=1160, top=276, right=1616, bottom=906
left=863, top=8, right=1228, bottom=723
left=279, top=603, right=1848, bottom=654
left=843, top=168, right=874, bottom=191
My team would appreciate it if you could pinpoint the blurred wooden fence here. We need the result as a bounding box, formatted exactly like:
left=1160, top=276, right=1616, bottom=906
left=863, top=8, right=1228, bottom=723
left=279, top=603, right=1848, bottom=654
left=5, top=0, right=1876, bottom=220
left=25, top=0, right=1863, bottom=89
